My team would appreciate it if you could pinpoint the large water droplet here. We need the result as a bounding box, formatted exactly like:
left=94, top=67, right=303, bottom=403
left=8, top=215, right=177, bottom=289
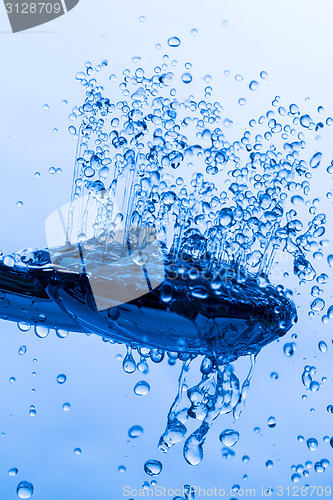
left=219, top=429, right=240, bottom=447
left=134, top=381, right=150, bottom=396
left=306, top=438, right=318, bottom=451
left=16, top=481, right=34, bottom=498
left=168, top=37, right=181, bottom=47
left=57, top=374, right=67, bottom=384
left=310, top=152, right=322, bottom=168
left=144, top=460, right=162, bottom=476
left=128, top=425, right=144, bottom=438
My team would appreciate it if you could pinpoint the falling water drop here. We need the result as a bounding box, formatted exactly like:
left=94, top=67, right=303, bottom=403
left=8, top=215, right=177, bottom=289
left=16, top=481, right=34, bottom=499
left=144, top=460, right=162, bottom=476
left=134, top=381, right=150, bottom=396
left=219, top=429, right=240, bottom=447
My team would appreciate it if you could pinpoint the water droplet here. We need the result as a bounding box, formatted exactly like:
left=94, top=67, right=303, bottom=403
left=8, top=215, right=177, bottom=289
left=9, top=377, right=16, bottom=384
left=318, top=341, right=327, bottom=352
left=168, top=37, right=180, bottom=47
left=144, top=460, right=162, bottom=476
left=270, top=372, right=279, bottom=380
left=191, top=28, right=199, bottom=37
left=118, top=465, right=126, bottom=473
left=311, top=298, right=325, bottom=312
left=18, top=346, right=26, bottom=356
left=16, top=481, right=34, bottom=498
left=56, top=374, right=67, bottom=384
left=265, top=460, right=273, bottom=468
left=307, top=438, right=318, bottom=451
left=291, top=473, right=301, bottom=483
left=219, top=429, right=240, bottom=447
left=74, top=448, right=81, bottom=455
left=9, top=468, right=18, bottom=476
left=314, top=462, right=325, bottom=473
left=310, top=152, right=322, bottom=168
left=182, top=73, right=192, bottom=84
left=18, top=322, right=31, bottom=332
left=16, top=201, right=23, bottom=208
left=283, top=343, right=296, bottom=357
left=43, top=104, right=49, bottom=110
left=249, top=80, right=258, bottom=91
left=128, top=425, right=144, bottom=438
left=134, top=381, right=150, bottom=396
left=123, top=349, right=136, bottom=373
left=62, top=403, right=71, bottom=412
left=267, top=416, right=276, bottom=428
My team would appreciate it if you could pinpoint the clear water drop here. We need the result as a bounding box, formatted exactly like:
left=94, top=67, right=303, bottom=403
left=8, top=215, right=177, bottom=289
left=57, top=374, right=67, bottom=384
left=306, top=438, right=318, bottom=451
left=168, top=37, right=180, bottom=47
left=219, top=429, right=240, bottom=447
left=134, top=381, right=150, bottom=396
left=128, top=425, right=144, bottom=438
left=144, top=460, right=162, bottom=476
left=16, top=481, right=34, bottom=498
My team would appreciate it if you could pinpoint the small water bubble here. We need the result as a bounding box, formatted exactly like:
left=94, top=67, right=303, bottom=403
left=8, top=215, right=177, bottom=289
left=168, top=37, right=180, bottom=47
left=139, top=15, right=145, bottom=22
left=306, top=438, right=318, bottom=451
left=242, top=455, right=250, bottom=463
left=61, top=100, right=68, bottom=106
left=311, top=298, right=325, bottom=312
left=56, top=374, right=67, bottom=384
left=260, top=71, right=268, bottom=79
left=16, top=201, right=23, bottom=208
left=182, top=73, right=192, bottom=84
left=265, top=460, right=273, bottom=468
left=43, top=104, right=49, bottom=110
left=144, top=460, right=162, bottom=476
left=235, top=74, right=243, bottom=81
left=128, top=425, right=144, bottom=438
left=123, top=350, right=136, bottom=373
left=62, top=403, right=71, bottom=412
left=219, top=429, right=240, bottom=447
left=29, top=405, right=36, bottom=417
left=18, top=322, right=31, bottom=332
left=309, top=381, right=320, bottom=392
left=318, top=341, right=327, bottom=352
left=310, top=152, right=322, bottom=169
left=9, top=377, right=16, bottom=384
left=270, top=372, right=279, bottom=380
left=297, top=435, right=304, bottom=442
left=118, top=465, right=126, bottom=473
left=134, top=381, right=150, bottom=396
left=18, top=346, right=26, bottom=356
left=283, top=342, right=296, bottom=357
left=291, top=473, right=301, bottom=483
left=68, top=126, right=77, bottom=135
left=74, top=448, right=81, bottom=455
left=314, top=462, right=325, bottom=473
left=191, top=28, right=199, bottom=36
left=16, top=481, right=34, bottom=498
left=9, top=468, right=18, bottom=476
left=267, top=416, right=276, bottom=428
left=249, top=80, right=259, bottom=91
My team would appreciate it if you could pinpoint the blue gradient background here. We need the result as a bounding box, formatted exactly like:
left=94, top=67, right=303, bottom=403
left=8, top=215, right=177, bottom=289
left=0, top=0, right=333, bottom=498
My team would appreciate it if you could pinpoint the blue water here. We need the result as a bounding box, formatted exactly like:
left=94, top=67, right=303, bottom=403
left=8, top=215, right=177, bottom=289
left=1, top=55, right=333, bottom=496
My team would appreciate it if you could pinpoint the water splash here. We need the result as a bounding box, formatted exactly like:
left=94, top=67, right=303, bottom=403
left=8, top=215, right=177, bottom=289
left=1, top=57, right=333, bottom=469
